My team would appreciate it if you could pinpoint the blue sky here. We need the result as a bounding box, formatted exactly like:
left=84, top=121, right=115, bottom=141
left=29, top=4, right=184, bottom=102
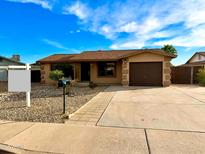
left=1, top=0, right=205, bottom=65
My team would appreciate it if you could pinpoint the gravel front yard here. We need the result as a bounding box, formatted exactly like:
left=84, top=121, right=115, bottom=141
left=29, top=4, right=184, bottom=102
left=0, top=83, right=107, bottom=123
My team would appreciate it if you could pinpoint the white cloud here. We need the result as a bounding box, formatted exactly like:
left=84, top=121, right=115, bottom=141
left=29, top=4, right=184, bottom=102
left=110, top=34, right=150, bottom=49
left=110, top=40, right=145, bottom=49
left=7, top=0, right=53, bottom=10
left=100, top=25, right=116, bottom=39
left=154, top=24, right=205, bottom=47
left=69, top=29, right=81, bottom=34
left=120, top=22, right=138, bottom=33
left=101, top=25, right=111, bottom=33
left=42, top=39, right=68, bottom=49
left=63, top=0, right=205, bottom=49
left=7, top=0, right=205, bottom=49
left=153, top=31, right=175, bottom=38
left=63, top=1, right=89, bottom=20
left=137, top=17, right=160, bottom=35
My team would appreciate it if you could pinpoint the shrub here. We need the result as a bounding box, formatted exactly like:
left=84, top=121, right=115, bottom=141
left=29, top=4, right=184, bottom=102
left=49, top=70, right=64, bottom=81
left=197, top=68, right=205, bottom=86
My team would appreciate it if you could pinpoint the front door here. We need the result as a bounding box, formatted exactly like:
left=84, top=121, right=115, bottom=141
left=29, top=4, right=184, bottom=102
left=81, top=62, right=90, bottom=81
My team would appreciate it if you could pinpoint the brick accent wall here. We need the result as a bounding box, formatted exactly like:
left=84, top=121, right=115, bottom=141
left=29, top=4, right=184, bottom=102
left=122, top=59, right=129, bottom=86
left=40, top=64, right=55, bottom=85
left=163, top=57, right=172, bottom=86
left=40, top=64, right=45, bottom=84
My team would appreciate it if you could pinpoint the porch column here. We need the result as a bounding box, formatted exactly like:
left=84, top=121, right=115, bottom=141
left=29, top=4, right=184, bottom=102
left=190, top=66, right=193, bottom=84
left=122, top=59, right=129, bottom=86
left=74, top=63, right=81, bottom=82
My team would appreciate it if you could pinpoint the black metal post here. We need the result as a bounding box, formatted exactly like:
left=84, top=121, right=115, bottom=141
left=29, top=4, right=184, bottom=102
left=63, top=85, right=66, bottom=114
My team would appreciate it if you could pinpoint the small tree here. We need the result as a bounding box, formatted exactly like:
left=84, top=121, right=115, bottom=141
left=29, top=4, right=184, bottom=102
left=49, top=70, right=64, bottom=82
left=197, top=68, right=205, bottom=86
left=161, top=44, right=177, bottom=55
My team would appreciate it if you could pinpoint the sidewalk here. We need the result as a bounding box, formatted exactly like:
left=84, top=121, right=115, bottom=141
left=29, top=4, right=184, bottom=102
left=0, top=121, right=148, bottom=154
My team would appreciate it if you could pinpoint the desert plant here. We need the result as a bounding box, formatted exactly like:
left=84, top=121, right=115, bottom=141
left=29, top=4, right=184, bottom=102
left=161, top=44, right=177, bottom=55
left=197, top=68, right=205, bottom=86
left=49, top=70, right=64, bottom=82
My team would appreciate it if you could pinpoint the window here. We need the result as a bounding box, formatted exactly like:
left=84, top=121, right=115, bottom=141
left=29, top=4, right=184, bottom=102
left=98, top=62, right=116, bottom=77
left=51, top=63, right=74, bottom=79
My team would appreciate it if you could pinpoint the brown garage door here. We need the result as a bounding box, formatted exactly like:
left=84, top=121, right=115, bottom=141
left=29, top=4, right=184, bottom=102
left=129, top=62, right=162, bottom=86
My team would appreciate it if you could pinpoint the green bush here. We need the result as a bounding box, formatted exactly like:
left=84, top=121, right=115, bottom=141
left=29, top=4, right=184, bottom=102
left=49, top=70, right=64, bottom=81
left=161, top=44, right=177, bottom=55
left=197, top=68, right=205, bottom=86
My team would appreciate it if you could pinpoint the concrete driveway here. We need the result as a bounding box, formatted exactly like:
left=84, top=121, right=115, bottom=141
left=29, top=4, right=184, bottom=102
left=97, top=85, right=205, bottom=132
left=96, top=85, right=205, bottom=153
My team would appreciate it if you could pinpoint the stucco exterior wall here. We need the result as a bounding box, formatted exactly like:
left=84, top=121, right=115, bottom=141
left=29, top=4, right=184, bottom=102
left=121, top=52, right=172, bottom=87
left=40, top=64, right=55, bottom=85
left=41, top=62, right=122, bottom=85
left=90, top=61, right=122, bottom=85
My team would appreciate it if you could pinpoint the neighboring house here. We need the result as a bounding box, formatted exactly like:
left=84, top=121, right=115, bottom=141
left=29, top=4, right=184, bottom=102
left=172, top=52, right=205, bottom=84
left=0, top=55, right=25, bottom=81
left=37, top=49, right=176, bottom=87
left=0, top=55, right=41, bottom=82
left=187, top=52, right=205, bottom=63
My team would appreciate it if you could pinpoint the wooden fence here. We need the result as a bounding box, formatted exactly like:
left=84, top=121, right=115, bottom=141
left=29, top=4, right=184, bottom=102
left=171, top=66, right=203, bottom=84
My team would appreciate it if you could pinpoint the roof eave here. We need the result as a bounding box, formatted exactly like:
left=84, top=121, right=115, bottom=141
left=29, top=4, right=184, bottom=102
left=68, top=59, right=119, bottom=62
left=119, top=50, right=177, bottom=59
left=38, top=59, right=120, bottom=63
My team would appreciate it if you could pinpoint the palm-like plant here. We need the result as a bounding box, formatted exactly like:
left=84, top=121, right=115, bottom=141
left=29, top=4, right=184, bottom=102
left=161, top=44, right=177, bottom=55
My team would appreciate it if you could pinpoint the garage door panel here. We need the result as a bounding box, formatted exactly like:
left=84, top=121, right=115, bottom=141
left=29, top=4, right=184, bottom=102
left=129, top=62, right=162, bottom=86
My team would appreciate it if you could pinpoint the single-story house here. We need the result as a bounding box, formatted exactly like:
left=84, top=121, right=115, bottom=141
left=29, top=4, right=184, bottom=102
left=0, top=55, right=25, bottom=81
left=0, top=55, right=41, bottom=82
left=171, top=52, right=205, bottom=84
left=37, top=49, right=176, bottom=87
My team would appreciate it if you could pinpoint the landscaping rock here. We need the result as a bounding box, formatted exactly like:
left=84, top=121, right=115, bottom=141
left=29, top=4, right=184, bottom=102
left=0, top=84, right=107, bottom=123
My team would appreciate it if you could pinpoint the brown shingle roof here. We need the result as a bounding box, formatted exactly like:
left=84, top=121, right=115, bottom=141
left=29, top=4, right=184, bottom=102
left=69, top=50, right=136, bottom=61
left=37, top=49, right=176, bottom=63
left=179, top=60, right=205, bottom=67
left=199, top=52, right=205, bottom=56
left=68, top=49, right=176, bottom=62
left=37, top=54, right=76, bottom=63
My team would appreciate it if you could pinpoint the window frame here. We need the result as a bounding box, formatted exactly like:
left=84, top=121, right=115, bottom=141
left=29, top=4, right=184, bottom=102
left=97, top=61, right=117, bottom=78
left=50, top=63, right=74, bottom=79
